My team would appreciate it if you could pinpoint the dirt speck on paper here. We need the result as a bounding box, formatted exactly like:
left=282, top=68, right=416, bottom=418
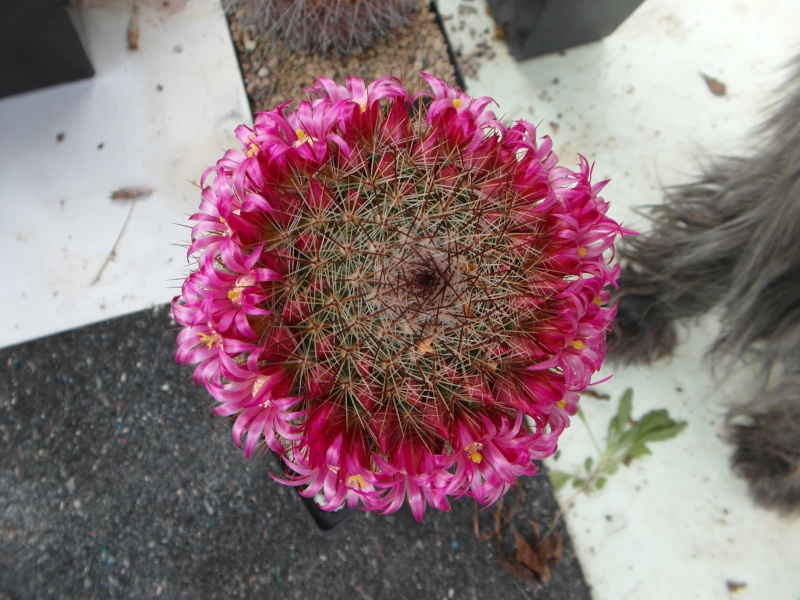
left=127, top=3, right=140, bottom=50
left=725, top=580, right=747, bottom=593
left=581, top=389, right=611, bottom=401
left=701, top=73, right=727, bottom=96
left=110, top=186, right=154, bottom=201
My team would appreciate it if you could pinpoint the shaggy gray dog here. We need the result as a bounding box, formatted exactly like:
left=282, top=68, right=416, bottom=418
left=609, top=59, right=800, bottom=514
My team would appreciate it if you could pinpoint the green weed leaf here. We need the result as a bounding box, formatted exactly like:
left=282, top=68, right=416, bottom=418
left=548, top=471, right=573, bottom=493
left=608, top=387, right=634, bottom=443
left=555, top=388, right=687, bottom=498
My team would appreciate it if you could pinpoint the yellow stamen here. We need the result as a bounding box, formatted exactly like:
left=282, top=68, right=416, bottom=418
left=578, top=247, right=587, bottom=258
left=569, top=340, right=585, bottom=350
left=198, top=331, right=221, bottom=349
left=246, top=142, right=259, bottom=157
left=593, top=296, right=604, bottom=306
left=218, top=216, right=232, bottom=237
left=347, top=474, right=367, bottom=490
left=295, top=129, right=308, bottom=144
left=227, top=274, right=256, bottom=305
left=452, top=97, right=462, bottom=109
left=556, top=398, right=567, bottom=410
left=252, top=375, right=268, bottom=397
left=227, top=289, right=242, bottom=304
left=465, top=442, right=483, bottom=464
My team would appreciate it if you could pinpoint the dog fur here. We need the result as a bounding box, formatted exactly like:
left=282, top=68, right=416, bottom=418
left=609, top=58, right=800, bottom=514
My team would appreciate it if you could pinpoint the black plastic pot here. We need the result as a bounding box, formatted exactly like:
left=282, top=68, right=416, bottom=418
left=273, top=453, right=356, bottom=532
left=486, top=0, right=647, bottom=61
left=0, top=0, right=94, bottom=99
left=295, top=489, right=356, bottom=532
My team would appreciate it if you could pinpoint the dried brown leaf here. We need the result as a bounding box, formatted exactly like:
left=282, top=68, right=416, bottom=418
left=474, top=484, right=564, bottom=584
left=514, top=528, right=547, bottom=579
left=497, top=523, right=564, bottom=584
left=498, top=542, right=540, bottom=583
left=473, top=485, right=522, bottom=542
left=473, top=502, right=496, bottom=542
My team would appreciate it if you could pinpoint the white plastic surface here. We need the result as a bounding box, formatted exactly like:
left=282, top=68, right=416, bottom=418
left=436, top=0, right=800, bottom=598
left=0, top=0, right=251, bottom=348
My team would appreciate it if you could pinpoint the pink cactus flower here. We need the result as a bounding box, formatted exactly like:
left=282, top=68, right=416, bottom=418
left=173, top=74, right=628, bottom=521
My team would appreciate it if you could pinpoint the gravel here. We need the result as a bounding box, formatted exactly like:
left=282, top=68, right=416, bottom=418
left=226, top=0, right=460, bottom=113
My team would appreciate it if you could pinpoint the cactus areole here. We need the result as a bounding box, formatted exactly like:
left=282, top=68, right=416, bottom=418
left=173, top=74, right=626, bottom=520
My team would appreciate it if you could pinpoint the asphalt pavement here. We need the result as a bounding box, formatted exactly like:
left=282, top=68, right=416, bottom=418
left=0, top=305, right=591, bottom=599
